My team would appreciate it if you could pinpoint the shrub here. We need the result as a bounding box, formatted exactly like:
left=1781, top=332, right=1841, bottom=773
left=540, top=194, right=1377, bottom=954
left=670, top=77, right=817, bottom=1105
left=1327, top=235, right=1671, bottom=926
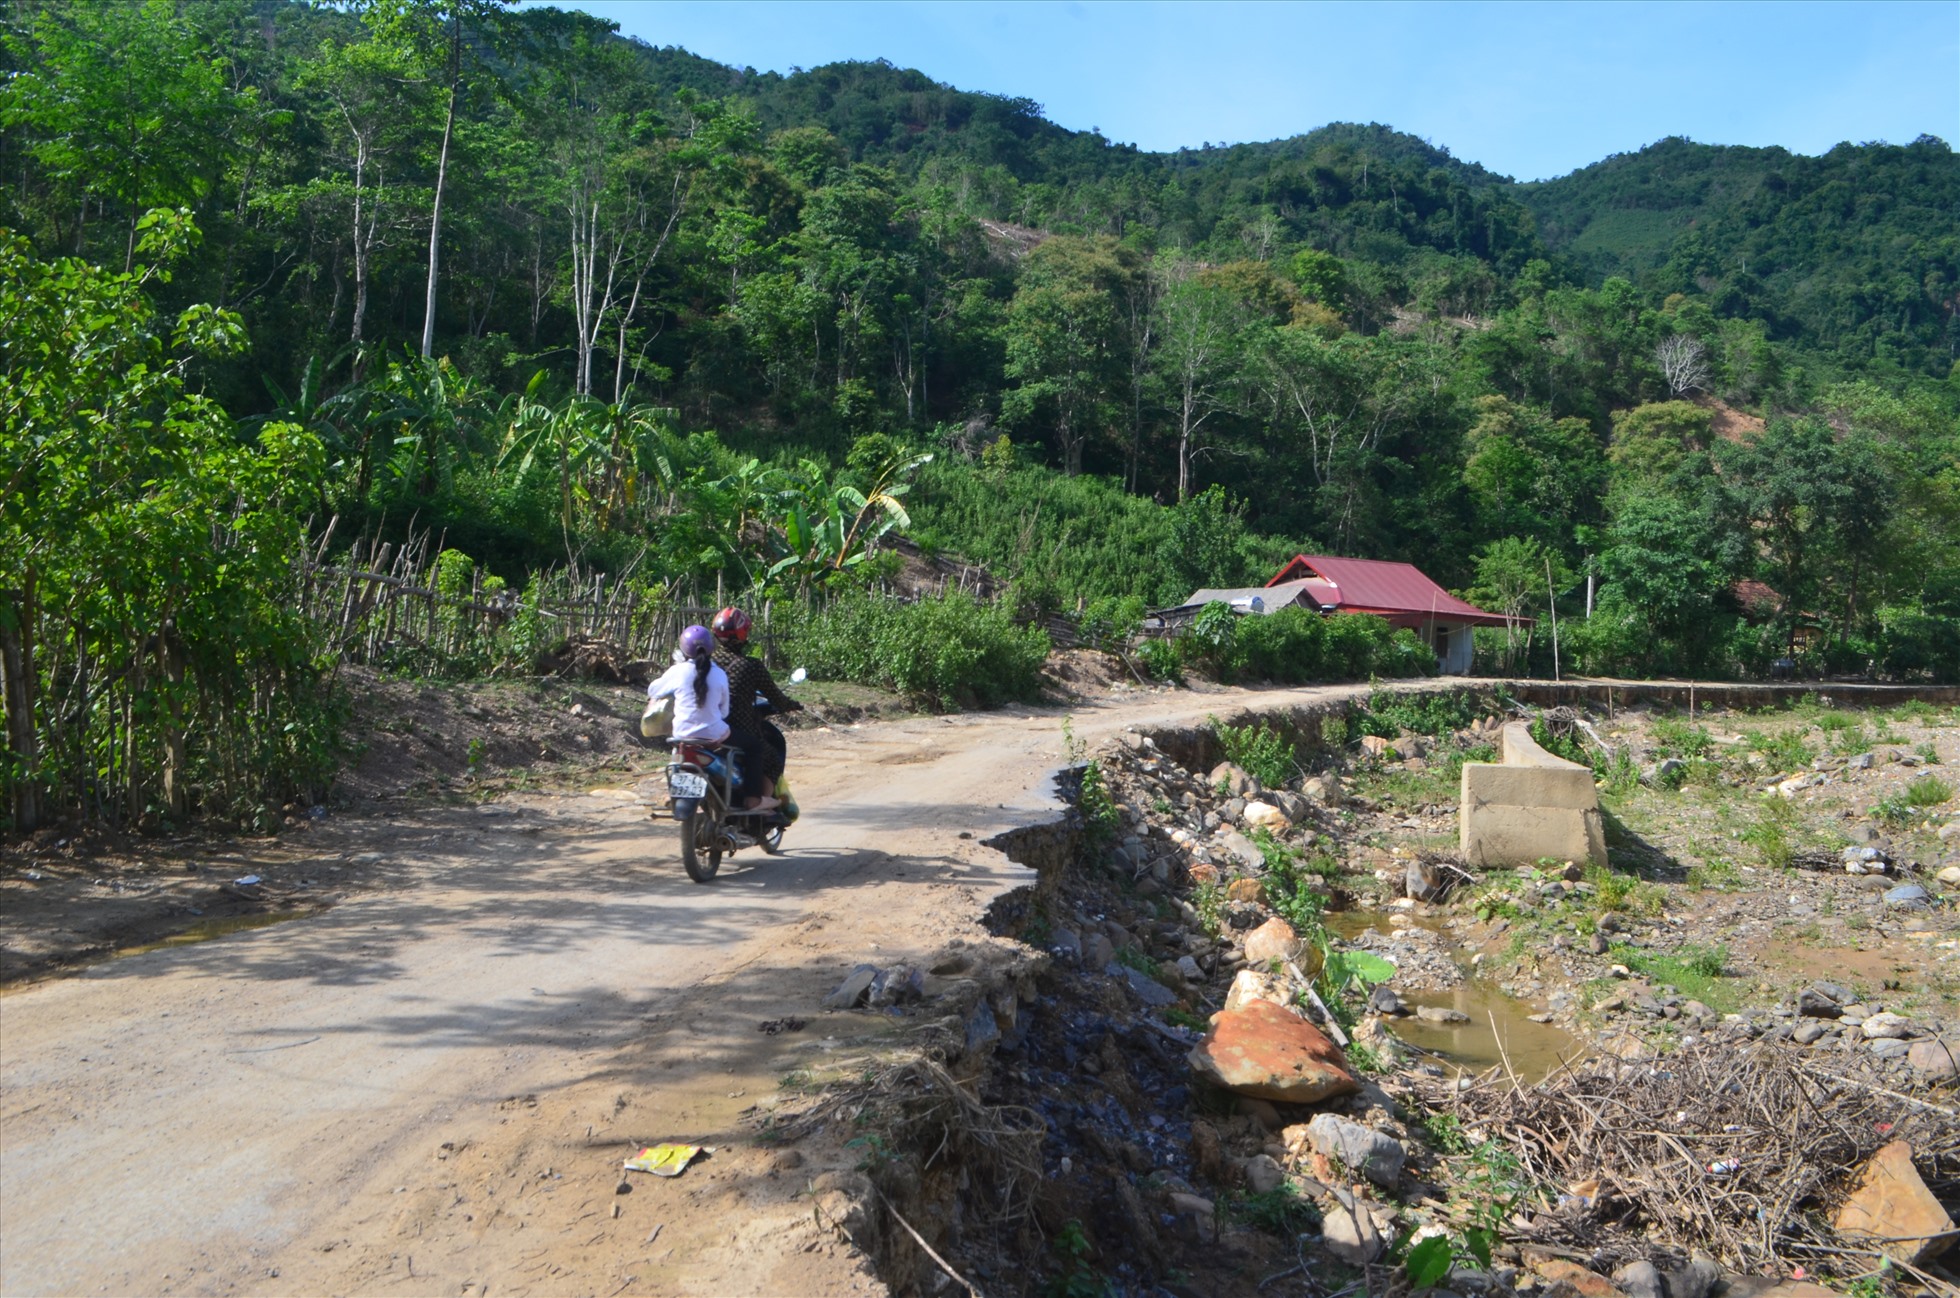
left=794, top=591, right=1050, bottom=709
left=1212, top=717, right=1297, bottom=788
left=1192, top=606, right=1436, bottom=685
left=1136, top=637, right=1183, bottom=683
left=1356, top=687, right=1482, bottom=738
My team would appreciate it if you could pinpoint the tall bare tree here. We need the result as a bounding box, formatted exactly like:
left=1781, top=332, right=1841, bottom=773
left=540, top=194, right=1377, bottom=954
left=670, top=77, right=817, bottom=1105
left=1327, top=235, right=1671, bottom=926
left=1656, top=333, right=1711, bottom=397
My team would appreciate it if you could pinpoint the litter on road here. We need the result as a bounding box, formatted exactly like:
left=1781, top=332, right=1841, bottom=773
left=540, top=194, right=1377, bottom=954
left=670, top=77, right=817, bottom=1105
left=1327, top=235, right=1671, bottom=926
left=622, top=1144, right=702, bottom=1177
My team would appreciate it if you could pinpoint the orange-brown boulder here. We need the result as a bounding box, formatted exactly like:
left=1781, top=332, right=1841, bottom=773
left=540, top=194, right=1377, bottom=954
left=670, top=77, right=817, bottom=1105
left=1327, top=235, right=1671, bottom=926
left=1187, top=999, right=1359, bottom=1104
left=1834, top=1139, right=1956, bottom=1266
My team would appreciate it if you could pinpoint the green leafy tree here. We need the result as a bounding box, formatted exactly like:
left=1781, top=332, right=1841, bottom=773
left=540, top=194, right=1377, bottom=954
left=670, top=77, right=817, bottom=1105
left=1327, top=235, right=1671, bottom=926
left=1, top=0, right=241, bottom=270
left=1, top=213, right=328, bottom=830
left=1001, top=236, right=1137, bottom=475
left=1462, top=395, right=1605, bottom=557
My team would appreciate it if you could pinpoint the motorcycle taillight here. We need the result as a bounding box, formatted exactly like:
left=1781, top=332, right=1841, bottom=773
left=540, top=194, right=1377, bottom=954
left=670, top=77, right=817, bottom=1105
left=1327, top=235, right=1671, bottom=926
left=680, top=745, right=709, bottom=764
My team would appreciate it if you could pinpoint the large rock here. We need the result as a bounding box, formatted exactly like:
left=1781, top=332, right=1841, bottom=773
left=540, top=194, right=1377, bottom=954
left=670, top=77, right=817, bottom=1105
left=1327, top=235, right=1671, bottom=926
left=1209, top=762, right=1256, bottom=798
left=1833, top=1139, right=1956, bottom=1266
left=1116, top=966, right=1178, bottom=1007
left=1218, top=829, right=1266, bottom=869
left=1861, top=1011, right=1912, bottom=1039
left=1241, top=916, right=1301, bottom=966
left=1223, top=968, right=1295, bottom=1014
left=1239, top=1153, right=1285, bottom=1194
left=1360, top=734, right=1398, bottom=759
left=1611, top=1261, right=1663, bottom=1298
left=1416, top=1005, right=1470, bottom=1024
left=1302, top=775, right=1343, bottom=806
left=1305, top=1113, right=1404, bottom=1188
left=1796, top=987, right=1843, bottom=1018
left=1369, top=985, right=1409, bottom=1016
left=1225, top=876, right=1265, bottom=904
left=822, top=964, right=879, bottom=1009
left=1320, top=1202, right=1384, bottom=1265
left=1243, top=801, right=1291, bottom=833
left=1187, top=999, right=1360, bottom=1104
left=1907, top=1039, right=1958, bottom=1081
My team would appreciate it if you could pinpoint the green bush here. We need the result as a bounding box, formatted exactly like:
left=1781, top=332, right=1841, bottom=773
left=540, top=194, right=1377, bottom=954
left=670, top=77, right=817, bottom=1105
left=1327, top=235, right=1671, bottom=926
left=1212, top=717, right=1298, bottom=789
left=1904, top=774, right=1953, bottom=807
left=1356, top=687, right=1483, bottom=738
left=1192, top=606, right=1436, bottom=685
left=1136, top=637, right=1184, bottom=683
left=793, top=591, right=1050, bottom=709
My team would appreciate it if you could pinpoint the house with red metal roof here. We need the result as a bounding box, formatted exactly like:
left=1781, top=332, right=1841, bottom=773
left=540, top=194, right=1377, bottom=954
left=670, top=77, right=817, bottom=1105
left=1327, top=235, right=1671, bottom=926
left=1263, top=555, right=1513, bottom=674
left=1157, top=554, right=1514, bottom=674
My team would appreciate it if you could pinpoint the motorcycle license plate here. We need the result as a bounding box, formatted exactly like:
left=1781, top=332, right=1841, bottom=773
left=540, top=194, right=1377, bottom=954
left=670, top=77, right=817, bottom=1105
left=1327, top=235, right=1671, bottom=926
left=668, top=771, right=708, bottom=799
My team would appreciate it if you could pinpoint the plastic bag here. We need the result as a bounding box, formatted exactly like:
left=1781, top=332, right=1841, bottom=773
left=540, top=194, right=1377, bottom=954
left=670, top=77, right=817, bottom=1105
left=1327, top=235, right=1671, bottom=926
left=640, top=694, right=672, bottom=740
left=776, top=776, right=799, bottom=823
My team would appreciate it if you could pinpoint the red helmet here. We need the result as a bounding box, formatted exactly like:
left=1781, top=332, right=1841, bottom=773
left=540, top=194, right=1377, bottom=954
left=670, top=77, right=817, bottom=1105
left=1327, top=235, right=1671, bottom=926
left=710, top=606, right=751, bottom=645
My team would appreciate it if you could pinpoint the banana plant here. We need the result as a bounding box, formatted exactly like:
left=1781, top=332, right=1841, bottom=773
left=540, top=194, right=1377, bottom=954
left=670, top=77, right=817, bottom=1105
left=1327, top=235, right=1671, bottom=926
left=768, top=448, right=932, bottom=589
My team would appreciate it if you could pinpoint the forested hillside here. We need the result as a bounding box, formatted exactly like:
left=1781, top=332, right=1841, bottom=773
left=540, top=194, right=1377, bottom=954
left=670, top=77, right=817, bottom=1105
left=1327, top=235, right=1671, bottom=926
left=4, top=0, right=1959, bottom=828
left=1522, top=135, right=1960, bottom=376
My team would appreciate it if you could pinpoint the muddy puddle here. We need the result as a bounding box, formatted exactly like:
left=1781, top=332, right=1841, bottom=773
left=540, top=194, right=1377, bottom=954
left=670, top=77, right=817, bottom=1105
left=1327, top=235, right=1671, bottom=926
left=1329, top=907, right=1587, bottom=1080
left=1392, top=981, right=1586, bottom=1079
left=114, top=909, right=319, bottom=959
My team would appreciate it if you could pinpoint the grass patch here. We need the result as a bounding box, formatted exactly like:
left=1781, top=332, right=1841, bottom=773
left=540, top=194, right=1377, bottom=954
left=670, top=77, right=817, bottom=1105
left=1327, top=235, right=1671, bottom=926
left=1748, top=727, right=1816, bottom=773
left=1220, top=1184, right=1320, bottom=1236
left=1586, top=863, right=1665, bottom=915
left=1741, top=796, right=1797, bottom=869
left=1612, top=942, right=1742, bottom=1012
left=1904, top=774, right=1953, bottom=806
left=1685, top=857, right=1742, bottom=890
left=1650, top=714, right=1716, bottom=758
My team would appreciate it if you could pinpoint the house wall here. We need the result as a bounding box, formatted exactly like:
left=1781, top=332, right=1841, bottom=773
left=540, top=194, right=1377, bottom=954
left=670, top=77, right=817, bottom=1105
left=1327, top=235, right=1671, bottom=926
left=1432, top=624, right=1473, bottom=674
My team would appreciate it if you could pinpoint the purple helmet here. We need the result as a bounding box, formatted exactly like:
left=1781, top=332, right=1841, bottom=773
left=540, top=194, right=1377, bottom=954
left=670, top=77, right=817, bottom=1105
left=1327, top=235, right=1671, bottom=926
left=679, top=624, right=713, bottom=658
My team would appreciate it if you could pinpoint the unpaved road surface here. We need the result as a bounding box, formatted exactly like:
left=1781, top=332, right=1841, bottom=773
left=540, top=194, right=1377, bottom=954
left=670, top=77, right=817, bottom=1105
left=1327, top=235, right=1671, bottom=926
left=1, top=683, right=1374, bottom=1298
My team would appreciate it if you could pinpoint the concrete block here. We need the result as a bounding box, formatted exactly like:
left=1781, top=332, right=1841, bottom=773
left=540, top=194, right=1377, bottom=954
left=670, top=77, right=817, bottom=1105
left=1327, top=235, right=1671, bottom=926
left=1461, top=723, right=1608, bottom=869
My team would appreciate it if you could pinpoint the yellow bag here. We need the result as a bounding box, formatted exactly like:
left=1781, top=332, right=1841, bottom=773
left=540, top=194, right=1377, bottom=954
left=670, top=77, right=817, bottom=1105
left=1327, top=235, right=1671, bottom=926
left=640, top=694, right=672, bottom=740
left=776, top=776, right=799, bottom=823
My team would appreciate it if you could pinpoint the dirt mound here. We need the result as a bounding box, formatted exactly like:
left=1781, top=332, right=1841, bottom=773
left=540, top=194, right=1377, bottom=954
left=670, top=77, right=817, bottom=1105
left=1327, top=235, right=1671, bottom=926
left=880, top=535, right=1001, bottom=602
left=332, top=666, right=646, bottom=804
left=1695, top=394, right=1767, bottom=443
left=1040, top=647, right=1137, bottom=700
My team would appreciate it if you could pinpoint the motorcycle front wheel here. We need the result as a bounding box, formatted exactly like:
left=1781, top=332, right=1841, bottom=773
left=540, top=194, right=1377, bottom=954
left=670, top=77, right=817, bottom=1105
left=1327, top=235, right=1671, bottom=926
left=679, top=804, right=722, bottom=883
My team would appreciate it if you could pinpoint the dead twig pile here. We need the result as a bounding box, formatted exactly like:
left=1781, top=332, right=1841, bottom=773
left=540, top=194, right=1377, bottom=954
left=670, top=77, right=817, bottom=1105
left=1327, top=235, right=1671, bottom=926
left=786, top=1058, right=1046, bottom=1229
left=1415, top=1040, right=1959, bottom=1283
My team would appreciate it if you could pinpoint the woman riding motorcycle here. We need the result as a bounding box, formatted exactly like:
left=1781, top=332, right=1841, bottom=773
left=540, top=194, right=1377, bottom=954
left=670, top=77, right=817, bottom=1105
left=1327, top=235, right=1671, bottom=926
left=647, top=624, right=777, bottom=812
left=709, top=607, right=801, bottom=809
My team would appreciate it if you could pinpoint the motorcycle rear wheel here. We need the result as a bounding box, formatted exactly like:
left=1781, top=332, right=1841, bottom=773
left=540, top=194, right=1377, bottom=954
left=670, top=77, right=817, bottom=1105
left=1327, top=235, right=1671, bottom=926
left=679, top=805, right=721, bottom=883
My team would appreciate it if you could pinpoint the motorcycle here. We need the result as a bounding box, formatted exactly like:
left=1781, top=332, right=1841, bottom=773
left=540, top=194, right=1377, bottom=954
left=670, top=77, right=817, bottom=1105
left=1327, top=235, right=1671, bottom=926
left=662, top=668, right=805, bottom=884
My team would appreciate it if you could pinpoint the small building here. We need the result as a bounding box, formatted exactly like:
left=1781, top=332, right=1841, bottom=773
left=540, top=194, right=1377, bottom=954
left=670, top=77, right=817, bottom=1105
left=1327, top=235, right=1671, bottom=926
left=1152, top=554, right=1515, bottom=675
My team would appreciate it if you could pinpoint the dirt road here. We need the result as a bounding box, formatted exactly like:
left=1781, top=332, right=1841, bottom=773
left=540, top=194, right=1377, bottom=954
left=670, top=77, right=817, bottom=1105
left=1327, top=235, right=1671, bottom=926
left=1, top=682, right=1372, bottom=1298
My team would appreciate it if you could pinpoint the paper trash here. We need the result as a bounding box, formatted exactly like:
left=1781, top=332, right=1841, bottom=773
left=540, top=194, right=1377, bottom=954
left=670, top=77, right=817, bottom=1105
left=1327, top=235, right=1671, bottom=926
left=623, top=1143, right=702, bottom=1177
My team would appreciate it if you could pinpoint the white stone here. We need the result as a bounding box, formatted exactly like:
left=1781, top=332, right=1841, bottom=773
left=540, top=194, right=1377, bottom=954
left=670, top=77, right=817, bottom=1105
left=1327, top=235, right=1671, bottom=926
left=1862, top=1012, right=1913, bottom=1040
left=1243, top=801, right=1291, bottom=833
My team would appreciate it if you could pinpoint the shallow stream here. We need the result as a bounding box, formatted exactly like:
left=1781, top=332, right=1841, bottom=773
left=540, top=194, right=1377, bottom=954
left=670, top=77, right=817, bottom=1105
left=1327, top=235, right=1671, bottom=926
left=1330, top=907, right=1587, bottom=1080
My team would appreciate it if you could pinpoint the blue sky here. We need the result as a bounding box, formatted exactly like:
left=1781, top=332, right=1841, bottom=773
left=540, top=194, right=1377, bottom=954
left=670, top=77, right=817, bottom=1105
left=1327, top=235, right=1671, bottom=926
left=556, top=0, right=1959, bottom=180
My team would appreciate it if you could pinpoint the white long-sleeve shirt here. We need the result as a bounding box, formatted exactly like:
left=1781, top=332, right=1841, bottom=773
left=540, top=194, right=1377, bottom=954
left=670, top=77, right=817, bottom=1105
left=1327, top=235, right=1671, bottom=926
left=648, top=658, right=731, bottom=743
